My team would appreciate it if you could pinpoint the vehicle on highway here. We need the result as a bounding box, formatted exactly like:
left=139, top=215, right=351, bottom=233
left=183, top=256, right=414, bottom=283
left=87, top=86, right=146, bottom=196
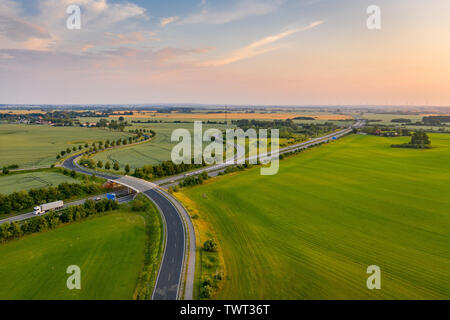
left=107, top=193, right=116, bottom=201
left=34, top=200, right=64, bottom=215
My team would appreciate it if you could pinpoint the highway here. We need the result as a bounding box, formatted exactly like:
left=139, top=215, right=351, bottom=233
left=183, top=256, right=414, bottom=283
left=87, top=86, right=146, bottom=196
left=61, top=155, right=194, bottom=300
left=0, top=189, right=135, bottom=225
left=155, top=120, right=364, bottom=186
left=58, top=121, right=363, bottom=300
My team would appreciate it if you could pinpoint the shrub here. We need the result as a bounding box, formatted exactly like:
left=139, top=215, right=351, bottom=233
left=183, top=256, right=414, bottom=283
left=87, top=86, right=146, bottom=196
left=203, top=239, right=218, bottom=252
left=132, top=199, right=148, bottom=212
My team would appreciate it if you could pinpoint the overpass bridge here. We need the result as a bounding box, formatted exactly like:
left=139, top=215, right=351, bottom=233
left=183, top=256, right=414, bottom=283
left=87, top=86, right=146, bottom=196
left=62, top=155, right=195, bottom=301
left=62, top=120, right=364, bottom=300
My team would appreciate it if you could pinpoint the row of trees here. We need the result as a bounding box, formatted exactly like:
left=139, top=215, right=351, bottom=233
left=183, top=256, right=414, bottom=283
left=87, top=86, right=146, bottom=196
left=95, top=119, right=129, bottom=131
left=178, top=172, right=209, bottom=188
left=79, top=158, right=128, bottom=173
left=0, top=199, right=118, bottom=243
left=362, top=126, right=411, bottom=137
left=132, top=160, right=208, bottom=180
left=1, top=164, right=19, bottom=175
left=56, top=129, right=155, bottom=161
left=200, top=238, right=222, bottom=299
left=231, top=119, right=340, bottom=139
left=0, top=181, right=103, bottom=215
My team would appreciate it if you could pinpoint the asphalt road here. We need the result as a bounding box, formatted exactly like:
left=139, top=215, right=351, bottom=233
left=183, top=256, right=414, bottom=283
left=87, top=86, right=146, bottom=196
left=0, top=189, right=135, bottom=225
left=56, top=121, right=364, bottom=299
left=144, top=188, right=185, bottom=300
left=155, top=121, right=365, bottom=186
left=61, top=156, right=190, bottom=300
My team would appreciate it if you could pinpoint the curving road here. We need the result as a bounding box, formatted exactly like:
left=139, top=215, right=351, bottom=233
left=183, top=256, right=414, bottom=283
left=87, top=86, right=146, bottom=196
left=60, top=120, right=363, bottom=300
left=62, top=155, right=193, bottom=300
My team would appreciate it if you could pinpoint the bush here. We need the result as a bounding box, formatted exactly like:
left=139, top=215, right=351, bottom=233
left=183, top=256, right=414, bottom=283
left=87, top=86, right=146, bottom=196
left=203, top=239, right=218, bottom=252
left=132, top=199, right=148, bottom=212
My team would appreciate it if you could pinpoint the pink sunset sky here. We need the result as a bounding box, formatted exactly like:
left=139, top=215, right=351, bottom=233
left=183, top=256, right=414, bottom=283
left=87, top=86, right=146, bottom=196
left=0, top=0, right=449, bottom=106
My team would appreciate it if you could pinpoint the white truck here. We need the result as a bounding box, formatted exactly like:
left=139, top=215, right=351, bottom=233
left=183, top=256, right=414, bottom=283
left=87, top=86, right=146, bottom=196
left=34, top=200, right=64, bottom=215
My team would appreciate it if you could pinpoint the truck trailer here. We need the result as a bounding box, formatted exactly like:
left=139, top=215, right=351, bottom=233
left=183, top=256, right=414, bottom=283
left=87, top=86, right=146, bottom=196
left=34, top=200, right=64, bottom=215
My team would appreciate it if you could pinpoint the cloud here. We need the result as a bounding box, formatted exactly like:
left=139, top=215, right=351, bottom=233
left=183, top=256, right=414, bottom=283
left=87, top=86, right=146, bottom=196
left=180, top=0, right=283, bottom=25
left=0, top=0, right=149, bottom=52
left=156, top=47, right=214, bottom=63
left=160, top=16, right=179, bottom=27
left=0, top=0, right=50, bottom=42
left=200, top=21, right=324, bottom=67
left=104, top=31, right=157, bottom=45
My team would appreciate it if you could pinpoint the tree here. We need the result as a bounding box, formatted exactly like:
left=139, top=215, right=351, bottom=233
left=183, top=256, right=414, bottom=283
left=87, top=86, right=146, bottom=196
left=132, top=199, right=148, bottom=212
left=78, top=145, right=83, bottom=150
left=84, top=143, right=88, bottom=148
left=105, top=161, right=111, bottom=170
left=66, top=148, right=71, bottom=154
left=97, top=161, right=103, bottom=168
left=411, top=130, right=431, bottom=145
left=203, top=239, right=218, bottom=252
left=2, top=167, right=9, bottom=175
left=119, top=116, right=125, bottom=122
left=61, top=150, right=66, bottom=156
left=124, top=164, right=130, bottom=174
left=113, top=162, right=120, bottom=171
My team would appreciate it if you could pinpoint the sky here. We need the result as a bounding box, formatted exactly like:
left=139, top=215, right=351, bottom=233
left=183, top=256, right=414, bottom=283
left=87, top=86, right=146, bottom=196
left=0, top=0, right=449, bottom=106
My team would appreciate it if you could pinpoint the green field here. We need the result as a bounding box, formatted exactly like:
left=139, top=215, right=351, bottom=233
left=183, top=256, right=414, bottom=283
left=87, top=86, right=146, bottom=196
left=0, top=210, right=147, bottom=299
left=352, top=112, right=449, bottom=132
left=0, top=124, right=133, bottom=168
left=0, top=171, right=79, bottom=195
left=182, top=133, right=450, bottom=299
left=90, top=122, right=230, bottom=169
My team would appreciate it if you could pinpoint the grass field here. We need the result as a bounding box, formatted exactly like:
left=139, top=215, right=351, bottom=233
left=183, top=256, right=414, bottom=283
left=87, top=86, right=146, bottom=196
left=0, top=171, right=79, bottom=195
left=0, top=124, right=133, bottom=168
left=180, top=133, right=450, bottom=299
left=110, top=112, right=352, bottom=121
left=90, top=122, right=230, bottom=169
left=0, top=209, right=149, bottom=299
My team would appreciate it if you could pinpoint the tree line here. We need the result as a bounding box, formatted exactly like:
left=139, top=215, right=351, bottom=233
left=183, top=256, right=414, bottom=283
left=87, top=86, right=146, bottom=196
left=0, top=199, right=118, bottom=244
left=0, top=181, right=104, bottom=216
left=1, top=164, right=19, bottom=175
left=132, top=159, right=208, bottom=180
left=57, top=129, right=155, bottom=160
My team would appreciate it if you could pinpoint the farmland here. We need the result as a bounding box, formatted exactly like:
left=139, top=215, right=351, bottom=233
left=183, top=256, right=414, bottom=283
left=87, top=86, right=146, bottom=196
left=0, top=124, right=133, bottom=168
left=0, top=200, right=163, bottom=300
left=0, top=170, right=79, bottom=195
left=180, top=133, right=450, bottom=299
left=90, top=122, right=230, bottom=169
left=109, top=112, right=353, bottom=121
